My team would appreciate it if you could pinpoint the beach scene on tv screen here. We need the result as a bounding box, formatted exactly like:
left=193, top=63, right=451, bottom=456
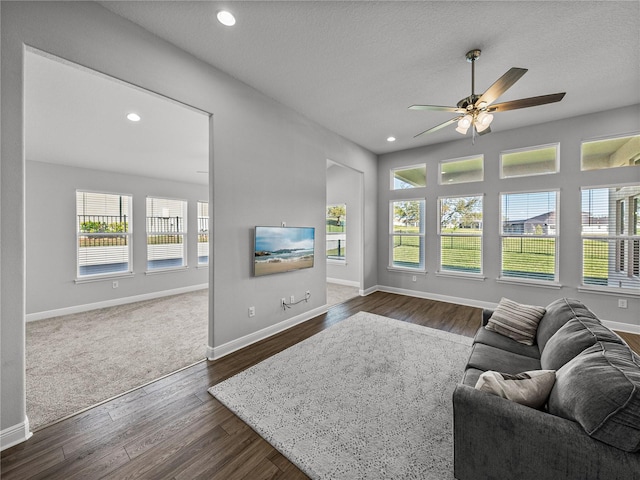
left=254, top=226, right=315, bottom=276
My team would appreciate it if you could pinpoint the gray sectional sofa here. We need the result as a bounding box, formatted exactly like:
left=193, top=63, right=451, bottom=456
left=453, top=298, right=640, bottom=480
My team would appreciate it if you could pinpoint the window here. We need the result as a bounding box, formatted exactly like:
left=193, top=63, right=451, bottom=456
left=581, top=185, right=640, bottom=291
left=500, top=191, right=558, bottom=283
left=438, top=195, right=483, bottom=274
left=390, top=199, right=425, bottom=270
left=76, top=191, right=132, bottom=278
left=326, top=204, right=346, bottom=261
left=146, top=197, right=187, bottom=271
left=439, top=155, right=483, bottom=185
left=391, top=164, right=426, bottom=190
left=500, top=143, right=559, bottom=178
left=197, top=201, right=209, bottom=266
left=581, top=134, right=640, bottom=171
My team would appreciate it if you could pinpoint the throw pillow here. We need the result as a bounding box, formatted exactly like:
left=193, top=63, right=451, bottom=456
left=475, top=369, right=556, bottom=409
left=485, top=297, right=546, bottom=345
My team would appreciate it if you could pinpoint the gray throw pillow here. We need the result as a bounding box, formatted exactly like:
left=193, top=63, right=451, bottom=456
left=548, top=342, right=640, bottom=452
left=540, top=316, right=624, bottom=370
left=475, top=369, right=556, bottom=409
left=485, top=297, right=546, bottom=346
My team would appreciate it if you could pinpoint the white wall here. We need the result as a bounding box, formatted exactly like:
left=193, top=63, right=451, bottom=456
left=1, top=1, right=378, bottom=447
left=326, top=163, right=362, bottom=286
left=26, top=161, right=209, bottom=316
left=377, top=105, right=640, bottom=328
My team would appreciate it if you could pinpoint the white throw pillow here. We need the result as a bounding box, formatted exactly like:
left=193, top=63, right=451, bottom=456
left=485, top=297, right=546, bottom=345
left=475, top=369, right=556, bottom=409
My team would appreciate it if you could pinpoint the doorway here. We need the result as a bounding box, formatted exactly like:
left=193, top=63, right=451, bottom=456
left=326, top=159, right=363, bottom=307
left=24, top=48, right=211, bottom=430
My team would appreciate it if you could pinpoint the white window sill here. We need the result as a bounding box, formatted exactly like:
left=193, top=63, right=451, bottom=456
left=496, top=277, right=562, bottom=290
left=145, top=266, right=189, bottom=276
left=436, top=271, right=486, bottom=281
left=75, top=272, right=135, bottom=284
left=197, top=264, right=209, bottom=269
left=578, top=285, right=640, bottom=298
left=387, top=266, right=427, bottom=274
left=327, top=259, right=347, bottom=266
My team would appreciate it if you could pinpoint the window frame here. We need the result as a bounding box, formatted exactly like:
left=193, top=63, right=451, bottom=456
left=437, top=194, right=484, bottom=277
left=498, top=189, right=560, bottom=286
left=326, top=203, right=347, bottom=264
left=76, top=190, right=133, bottom=282
left=146, top=196, right=188, bottom=273
left=580, top=132, right=640, bottom=171
left=580, top=183, right=640, bottom=295
left=438, top=155, right=484, bottom=185
left=389, top=198, right=426, bottom=272
left=500, top=142, right=560, bottom=179
left=197, top=200, right=209, bottom=267
left=390, top=163, right=427, bottom=190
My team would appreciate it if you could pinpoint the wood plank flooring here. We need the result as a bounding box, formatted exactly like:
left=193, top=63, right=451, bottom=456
left=1, top=292, right=638, bottom=479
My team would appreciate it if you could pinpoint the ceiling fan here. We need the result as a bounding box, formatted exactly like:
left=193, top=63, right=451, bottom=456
left=409, top=49, right=566, bottom=140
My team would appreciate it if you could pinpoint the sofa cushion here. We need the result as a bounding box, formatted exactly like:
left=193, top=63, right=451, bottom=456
left=466, top=343, right=542, bottom=374
left=475, top=369, right=556, bottom=409
left=540, top=316, right=624, bottom=370
left=461, top=367, right=484, bottom=387
left=536, top=298, right=599, bottom=352
left=548, top=342, right=640, bottom=452
left=474, top=327, right=541, bottom=359
left=485, top=297, right=546, bottom=345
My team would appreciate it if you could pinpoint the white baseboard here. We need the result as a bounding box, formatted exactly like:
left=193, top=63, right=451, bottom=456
left=26, top=284, right=209, bottom=322
left=207, top=304, right=329, bottom=360
left=376, top=285, right=640, bottom=334
left=1, top=417, right=32, bottom=451
left=327, top=278, right=360, bottom=288
left=601, top=319, right=640, bottom=335
left=375, top=285, right=497, bottom=310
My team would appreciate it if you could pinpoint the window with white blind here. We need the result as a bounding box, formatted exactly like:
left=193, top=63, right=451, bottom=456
left=438, top=195, right=483, bottom=275
left=390, top=199, right=425, bottom=270
left=76, top=191, right=132, bottom=278
left=197, top=201, right=209, bottom=266
left=581, top=185, right=640, bottom=291
left=500, top=190, right=559, bottom=283
left=146, top=197, right=187, bottom=271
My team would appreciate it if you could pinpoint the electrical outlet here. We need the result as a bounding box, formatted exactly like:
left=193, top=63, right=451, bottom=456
left=281, top=298, right=286, bottom=308
left=305, top=290, right=310, bottom=299
left=290, top=295, right=295, bottom=303
left=112, top=281, right=119, bottom=289
left=412, top=275, right=417, bottom=282
left=618, top=299, right=628, bottom=309
left=248, top=306, right=255, bottom=317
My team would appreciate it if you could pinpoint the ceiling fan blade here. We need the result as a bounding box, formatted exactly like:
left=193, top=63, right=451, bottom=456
left=476, top=67, right=528, bottom=107
left=409, top=104, right=464, bottom=113
left=488, top=92, right=566, bottom=112
left=413, top=117, right=461, bottom=138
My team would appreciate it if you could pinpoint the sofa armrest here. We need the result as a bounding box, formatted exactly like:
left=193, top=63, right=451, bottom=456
left=453, top=384, right=640, bottom=480
left=481, top=308, right=493, bottom=326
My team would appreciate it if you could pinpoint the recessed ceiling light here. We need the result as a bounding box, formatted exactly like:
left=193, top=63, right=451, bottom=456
left=387, top=136, right=396, bottom=142
left=126, top=113, right=141, bottom=122
left=217, top=10, right=236, bottom=26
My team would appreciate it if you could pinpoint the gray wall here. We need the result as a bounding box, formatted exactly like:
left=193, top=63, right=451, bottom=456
left=1, top=2, right=378, bottom=439
left=378, top=105, right=640, bottom=327
left=26, top=161, right=209, bottom=315
left=326, top=163, right=362, bottom=285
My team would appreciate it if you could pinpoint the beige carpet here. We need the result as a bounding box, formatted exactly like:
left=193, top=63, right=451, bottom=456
left=26, top=289, right=208, bottom=430
left=326, top=282, right=360, bottom=307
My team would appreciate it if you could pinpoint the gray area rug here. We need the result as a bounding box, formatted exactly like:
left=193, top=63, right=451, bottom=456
left=209, top=311, right=473, bottom=479
left=27, top=289, right=208, bottom=430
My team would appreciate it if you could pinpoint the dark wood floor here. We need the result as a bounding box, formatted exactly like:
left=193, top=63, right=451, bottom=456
left=1, top=292, right=638, bottom=479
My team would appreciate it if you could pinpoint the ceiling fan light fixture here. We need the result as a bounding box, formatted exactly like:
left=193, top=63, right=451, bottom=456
left=458, top=114, right=472, bottom=129
left=455, top=124, right=470, bottom=135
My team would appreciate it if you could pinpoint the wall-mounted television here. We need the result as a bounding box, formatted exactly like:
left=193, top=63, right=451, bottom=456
left=254, top=226, right=315, bottom=276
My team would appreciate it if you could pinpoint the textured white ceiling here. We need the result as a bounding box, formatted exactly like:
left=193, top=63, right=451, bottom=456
left=99, top=0, right=639, bottom=154
left=25, top=50, right=210, bottom=185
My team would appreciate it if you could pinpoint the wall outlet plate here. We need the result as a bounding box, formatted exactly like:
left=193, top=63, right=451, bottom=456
left=248, top=306, right=255, bottom=317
